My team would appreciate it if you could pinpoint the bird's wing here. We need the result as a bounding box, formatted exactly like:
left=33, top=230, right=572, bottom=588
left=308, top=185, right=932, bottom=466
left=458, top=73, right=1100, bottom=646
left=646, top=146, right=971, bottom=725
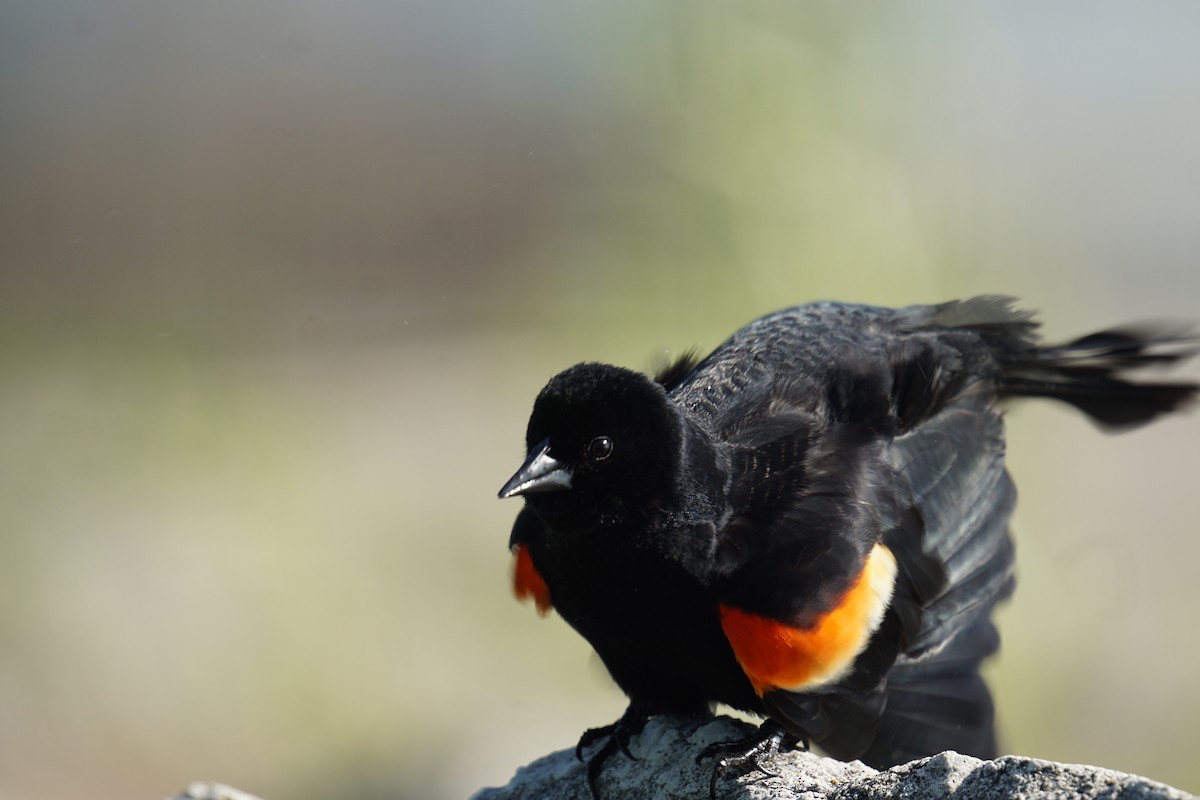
left=805, top=388, right=1016, bottom=765
left=713, top=417, right=902, bottom=690
left=711, top=351, right=1016, bottom=765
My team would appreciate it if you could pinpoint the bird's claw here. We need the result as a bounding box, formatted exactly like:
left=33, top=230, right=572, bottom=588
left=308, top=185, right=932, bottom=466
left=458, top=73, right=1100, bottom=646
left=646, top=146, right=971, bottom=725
left=574, top=708, right=650, bottom=799
left=696, top=722, right=795, bottom=800
left=575, top=723, right=616, bottom=762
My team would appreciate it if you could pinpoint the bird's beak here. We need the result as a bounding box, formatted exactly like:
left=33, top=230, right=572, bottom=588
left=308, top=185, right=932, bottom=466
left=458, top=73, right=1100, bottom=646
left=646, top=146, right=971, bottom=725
left=498, top=439, right=573, bottom=499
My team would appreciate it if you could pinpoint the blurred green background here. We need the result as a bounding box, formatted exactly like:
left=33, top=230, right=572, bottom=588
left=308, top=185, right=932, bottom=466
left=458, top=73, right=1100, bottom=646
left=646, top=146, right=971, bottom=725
left=2, top=2, right=1198, bottom=799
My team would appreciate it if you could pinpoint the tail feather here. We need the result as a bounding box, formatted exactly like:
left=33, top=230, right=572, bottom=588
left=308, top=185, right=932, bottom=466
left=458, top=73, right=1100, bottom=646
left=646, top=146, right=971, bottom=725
left=1003, top=323, right=1197, bottom=428
left=1001, top=370, right=1197, bottom=429
left=924, top=297, right=1198, bottom=430
left=1037, top=326, right=1197, bottom=371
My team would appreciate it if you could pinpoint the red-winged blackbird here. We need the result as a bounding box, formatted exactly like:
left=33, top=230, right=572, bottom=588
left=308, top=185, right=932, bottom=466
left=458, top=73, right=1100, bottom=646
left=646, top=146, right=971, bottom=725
left=498, top=297, right=1196, bottom=797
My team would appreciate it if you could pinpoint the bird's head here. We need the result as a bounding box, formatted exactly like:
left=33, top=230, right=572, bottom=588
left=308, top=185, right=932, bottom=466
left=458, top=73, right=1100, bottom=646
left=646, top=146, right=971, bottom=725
left=499, top=362, right=684, bottom=528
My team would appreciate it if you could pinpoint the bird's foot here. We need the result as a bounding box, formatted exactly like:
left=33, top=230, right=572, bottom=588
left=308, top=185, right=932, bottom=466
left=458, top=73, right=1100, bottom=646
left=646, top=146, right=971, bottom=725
left=695, top=720, right=800, bottom=800
left=575, top=706, right=651, bottom=799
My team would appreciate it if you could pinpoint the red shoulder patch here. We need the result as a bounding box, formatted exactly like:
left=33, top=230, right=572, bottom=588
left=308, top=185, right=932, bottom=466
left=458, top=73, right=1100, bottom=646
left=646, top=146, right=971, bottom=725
left=719, top=544, right=897, bottom=694
left=512, top=543, right=553, bottom=616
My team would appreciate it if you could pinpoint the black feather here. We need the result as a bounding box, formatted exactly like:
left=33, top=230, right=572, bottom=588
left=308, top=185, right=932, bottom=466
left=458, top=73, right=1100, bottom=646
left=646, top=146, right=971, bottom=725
left=653, top=348, right=704, bottom=391
left=925, top=304, right=1200, bottom=429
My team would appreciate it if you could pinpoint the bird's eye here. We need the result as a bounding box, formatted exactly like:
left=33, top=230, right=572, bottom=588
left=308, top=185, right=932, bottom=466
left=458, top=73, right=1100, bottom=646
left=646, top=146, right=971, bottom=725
left=587, top=436, right=614, bottom=461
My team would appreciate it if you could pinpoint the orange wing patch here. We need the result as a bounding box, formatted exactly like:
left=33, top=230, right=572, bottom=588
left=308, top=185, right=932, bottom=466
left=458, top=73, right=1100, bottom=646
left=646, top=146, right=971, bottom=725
left=719, top=543, right=897, bottom=695
left=512, top=543, right=553, bottom=616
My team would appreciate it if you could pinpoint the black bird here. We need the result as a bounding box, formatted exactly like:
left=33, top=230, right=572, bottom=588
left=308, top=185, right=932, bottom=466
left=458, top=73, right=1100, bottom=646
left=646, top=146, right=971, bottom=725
left=498, top=297, right=1196, bottom=797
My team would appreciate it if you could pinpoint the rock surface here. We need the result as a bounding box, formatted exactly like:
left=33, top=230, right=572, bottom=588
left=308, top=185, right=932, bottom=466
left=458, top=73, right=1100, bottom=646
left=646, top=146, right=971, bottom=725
left=470, top=716, right=1195, bottom=800
left=168, top=783, right=266, bottom=800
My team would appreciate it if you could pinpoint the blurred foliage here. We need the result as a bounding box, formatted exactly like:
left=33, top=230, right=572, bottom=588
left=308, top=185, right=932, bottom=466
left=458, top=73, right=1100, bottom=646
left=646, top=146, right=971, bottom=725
left=0, top=2, right=1198, bottom=800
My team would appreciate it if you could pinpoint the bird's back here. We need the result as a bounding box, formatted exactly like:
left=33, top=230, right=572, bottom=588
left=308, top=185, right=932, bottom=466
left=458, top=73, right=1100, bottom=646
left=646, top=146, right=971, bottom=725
left=667, top=300, right=1025, bottom=438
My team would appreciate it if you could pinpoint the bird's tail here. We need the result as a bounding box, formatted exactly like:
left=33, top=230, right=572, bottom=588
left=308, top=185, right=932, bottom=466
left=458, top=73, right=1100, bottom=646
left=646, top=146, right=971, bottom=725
left=998, top=326, right=1198, bottom=429
left=929, top=296, right=1199, bottom=430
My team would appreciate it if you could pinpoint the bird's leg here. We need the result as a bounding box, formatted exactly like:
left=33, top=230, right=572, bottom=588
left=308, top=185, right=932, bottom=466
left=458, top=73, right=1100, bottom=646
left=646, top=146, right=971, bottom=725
left=574, top=705, right=651, bottom=799
left=574, top=705, right=649, bottom=761
left=695, top=720, right=798, bottom=800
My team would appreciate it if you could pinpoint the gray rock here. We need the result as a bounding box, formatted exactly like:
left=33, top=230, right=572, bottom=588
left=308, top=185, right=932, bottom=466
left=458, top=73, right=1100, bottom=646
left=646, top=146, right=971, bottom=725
left=471, top=716, right=1195, bottom=800
left=168, top=783, right=265, bottom=800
